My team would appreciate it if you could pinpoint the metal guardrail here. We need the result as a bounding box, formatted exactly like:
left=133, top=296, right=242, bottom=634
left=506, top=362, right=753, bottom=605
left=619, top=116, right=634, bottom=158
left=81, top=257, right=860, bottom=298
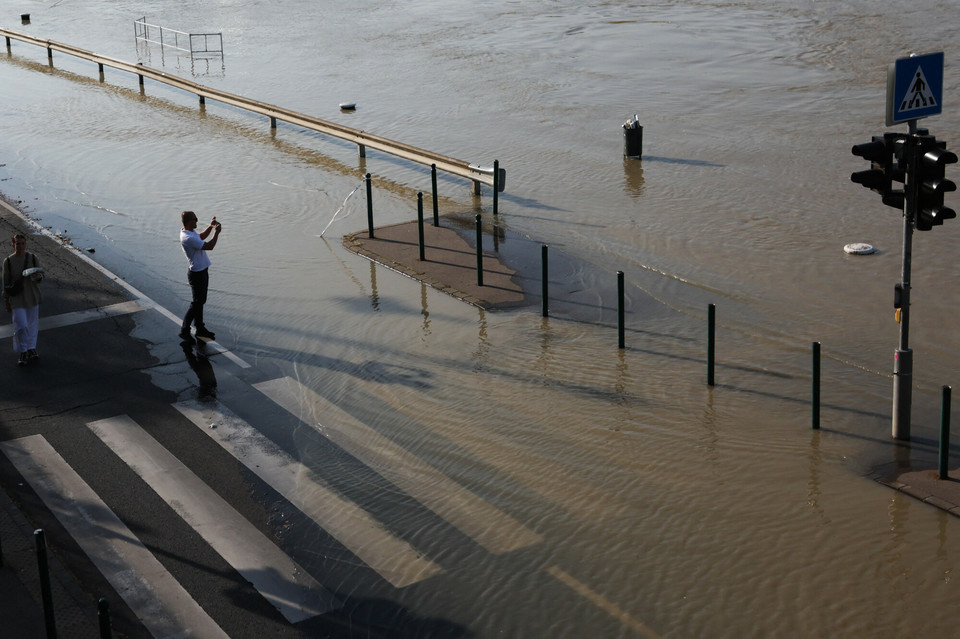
left=1, top=29, right=505, bottom=192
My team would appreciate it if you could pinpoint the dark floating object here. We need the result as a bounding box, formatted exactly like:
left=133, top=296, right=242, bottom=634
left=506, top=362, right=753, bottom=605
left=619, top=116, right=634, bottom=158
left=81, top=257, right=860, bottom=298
left=339, top=102, right=356, bottom=111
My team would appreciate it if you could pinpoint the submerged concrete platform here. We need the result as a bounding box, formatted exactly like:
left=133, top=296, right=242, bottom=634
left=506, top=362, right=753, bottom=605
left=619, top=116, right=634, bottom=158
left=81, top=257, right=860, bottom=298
left=343, top=220, right=529, bottom=310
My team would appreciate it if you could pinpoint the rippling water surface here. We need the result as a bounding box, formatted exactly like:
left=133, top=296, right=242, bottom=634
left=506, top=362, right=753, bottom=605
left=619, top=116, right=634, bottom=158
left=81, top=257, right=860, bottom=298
left=2, top=1, right=960, bottom=636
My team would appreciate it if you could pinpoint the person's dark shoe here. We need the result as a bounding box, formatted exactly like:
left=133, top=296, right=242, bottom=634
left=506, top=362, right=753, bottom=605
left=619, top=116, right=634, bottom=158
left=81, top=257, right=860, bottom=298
left=179, top=328, right=195, bottom=344
left=195, top=327, right=216, bottom=340
left=17, top=352, right=28, bottom=367
left=27, top=349, right=38, bottom=361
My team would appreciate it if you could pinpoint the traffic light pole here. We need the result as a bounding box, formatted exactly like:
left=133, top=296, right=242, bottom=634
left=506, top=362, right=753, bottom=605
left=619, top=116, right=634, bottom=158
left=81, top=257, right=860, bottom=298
left=892, top=120, right=918, bottom=441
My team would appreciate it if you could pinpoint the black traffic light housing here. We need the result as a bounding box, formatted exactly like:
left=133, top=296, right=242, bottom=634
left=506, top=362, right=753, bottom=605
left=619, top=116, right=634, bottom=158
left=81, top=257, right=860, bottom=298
left=851, top=133, right=906, bottom=209
left=914, top=135, right=958, bottom=231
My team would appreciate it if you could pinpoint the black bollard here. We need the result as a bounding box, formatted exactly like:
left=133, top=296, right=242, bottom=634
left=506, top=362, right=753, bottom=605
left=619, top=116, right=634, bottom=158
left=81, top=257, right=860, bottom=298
left=541, top=245, right=549, bottom=318
left=707, top=304, right=716, bottom=387
left=623, top=115, right=642, bottom=158
left=365, top=173, right=374, bottom=238
left=35, top=529, right=58, bottom=639
left=431, top=164, right=439, bottom=227
left=475, top=214, right=484, bottom=287
left=98, top=598, right=113, bottom=639
left=940, top=386, right=952, bottom=480
left=493, top=160, right=500, bottom=216
left=417, top=193, right=425, bottom=261
left=617, top=271, right=625, bottom=349
left=812, top=342, right=821, bottom=430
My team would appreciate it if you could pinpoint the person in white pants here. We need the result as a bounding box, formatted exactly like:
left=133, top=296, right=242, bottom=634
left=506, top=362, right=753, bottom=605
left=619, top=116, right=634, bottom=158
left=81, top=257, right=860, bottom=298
left=2, top=233, right=43, bottom=366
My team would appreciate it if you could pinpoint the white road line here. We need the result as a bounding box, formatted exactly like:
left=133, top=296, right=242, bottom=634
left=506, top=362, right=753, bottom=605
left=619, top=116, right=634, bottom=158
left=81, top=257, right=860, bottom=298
left=0, top=434, right=230, bottom=639
left=87, top=416, right=339, bottom=623
left=254, top=376, right=543, bottom=555
left=173, top=400, right=444, bottom=589
left=545, top=565, right=662, bottom=639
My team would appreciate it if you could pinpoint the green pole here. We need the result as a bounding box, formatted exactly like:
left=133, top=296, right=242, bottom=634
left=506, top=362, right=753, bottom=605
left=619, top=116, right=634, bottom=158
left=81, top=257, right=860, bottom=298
left=35, top=529, right=58, bottom=639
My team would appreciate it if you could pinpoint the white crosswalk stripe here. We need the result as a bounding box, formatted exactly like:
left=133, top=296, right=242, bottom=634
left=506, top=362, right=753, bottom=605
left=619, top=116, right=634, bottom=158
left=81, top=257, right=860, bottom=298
left=174, top=399, right=445, bottom=588
left=253, top=376, right=543, bottom=555
left=0, top=435, right=231, bottom=639
left=87, top=415, right=340, bottom=623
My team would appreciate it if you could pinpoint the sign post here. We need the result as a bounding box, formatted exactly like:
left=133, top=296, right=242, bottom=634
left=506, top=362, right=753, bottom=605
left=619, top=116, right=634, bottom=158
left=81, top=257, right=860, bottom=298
left=885, top=52, right=944, bottom=440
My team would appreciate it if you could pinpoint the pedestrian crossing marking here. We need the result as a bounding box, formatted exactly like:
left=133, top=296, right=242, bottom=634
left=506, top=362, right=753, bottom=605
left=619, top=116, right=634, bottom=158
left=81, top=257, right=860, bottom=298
left=0, top=300, right=148, bottom=339
left=253, top=376, right=544, bottom=555
left=86, top=415, right=340, bottom=623
left=173, top=399, right=445, bottom=588
left=0, top=435, right=230, bottom=639
left=900, top=65, right=938, bottom=112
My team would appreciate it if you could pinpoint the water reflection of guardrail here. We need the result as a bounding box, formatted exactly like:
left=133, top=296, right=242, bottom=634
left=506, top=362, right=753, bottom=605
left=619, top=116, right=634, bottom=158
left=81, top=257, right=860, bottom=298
left=134, top=17, right=223, bottom=57
left=0, top=29, right=505, bottom=194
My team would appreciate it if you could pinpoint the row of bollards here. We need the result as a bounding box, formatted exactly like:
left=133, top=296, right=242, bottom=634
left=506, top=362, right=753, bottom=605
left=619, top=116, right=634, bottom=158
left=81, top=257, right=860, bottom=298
left=367, top=170, right=952, bottom=480
left=26, top=528, right=115, bottom=638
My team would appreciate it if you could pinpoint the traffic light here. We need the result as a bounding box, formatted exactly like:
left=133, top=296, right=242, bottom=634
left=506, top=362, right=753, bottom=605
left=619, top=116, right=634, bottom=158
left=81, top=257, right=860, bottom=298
left=914, top=136, right=957, bottom=231
left=851, top=133, right=905, bottom=209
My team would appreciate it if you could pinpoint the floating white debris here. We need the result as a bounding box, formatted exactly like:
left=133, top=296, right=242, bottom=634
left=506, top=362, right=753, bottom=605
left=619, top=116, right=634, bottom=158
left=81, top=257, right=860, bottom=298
left=844, top=243, right=876, bottom=255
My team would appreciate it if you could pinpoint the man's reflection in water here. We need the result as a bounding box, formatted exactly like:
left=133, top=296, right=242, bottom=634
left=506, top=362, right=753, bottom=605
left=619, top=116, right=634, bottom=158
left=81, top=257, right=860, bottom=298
left=180, top=340, right=218, bottom=399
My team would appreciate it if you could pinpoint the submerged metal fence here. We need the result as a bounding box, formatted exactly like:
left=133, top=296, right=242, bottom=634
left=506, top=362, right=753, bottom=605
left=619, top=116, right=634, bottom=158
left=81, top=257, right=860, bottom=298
left=134, top=18, right=223, bottom=57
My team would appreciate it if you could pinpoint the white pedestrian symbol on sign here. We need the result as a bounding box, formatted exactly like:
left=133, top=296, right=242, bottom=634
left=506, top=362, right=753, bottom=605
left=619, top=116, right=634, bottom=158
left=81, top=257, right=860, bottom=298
left=900, top=67, right=938, bottom=112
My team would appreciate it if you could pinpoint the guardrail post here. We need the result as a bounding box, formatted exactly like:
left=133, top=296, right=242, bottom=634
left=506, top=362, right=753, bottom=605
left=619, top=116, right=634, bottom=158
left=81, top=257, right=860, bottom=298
left=476, top=214, right=484, bottom=287
left=269, top=116, right=276, bottom=129
left=493, top=160, right=500, bottom=216
left=199, top=94, right=205, bottom=107
left=47, top=46, right=53, bottom=63
left=358, top=144, right=366, bottom=158
left=617, top=271, right=625, bottom=349
left=541, top=245, right=549, bottom=318
left=431, top=164, right=439, bottom=227
left=98, top=598, right=113, bottom=639
left=812, top=342, right=821, bottom=430
left=940, top=386, right=952, bottom=480
left=707, top=304, right=716, bottom=387
left=35, top=529, right=58, bottom=639
left=365, top=173, right=374, bottom=238
left=417, top=193, right=425, bottom=261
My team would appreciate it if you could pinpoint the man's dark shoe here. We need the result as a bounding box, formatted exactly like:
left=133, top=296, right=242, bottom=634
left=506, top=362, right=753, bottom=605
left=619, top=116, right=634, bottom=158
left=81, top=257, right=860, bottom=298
left=27, top=348, right=38, bottom=361
left=17, top=352, right=28, bottom=367
left=179, top=328, right=195, bottom=343
left=195, top=327, right=216, bottom=340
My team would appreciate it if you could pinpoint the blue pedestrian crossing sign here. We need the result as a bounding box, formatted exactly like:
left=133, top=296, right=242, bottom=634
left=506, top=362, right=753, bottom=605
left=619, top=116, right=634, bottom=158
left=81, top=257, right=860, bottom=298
left=886, top=52, right=944, bottom=125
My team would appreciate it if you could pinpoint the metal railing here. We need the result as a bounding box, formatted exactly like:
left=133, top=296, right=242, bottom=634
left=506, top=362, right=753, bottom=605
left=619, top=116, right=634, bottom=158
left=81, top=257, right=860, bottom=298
left=1, top=29, right=505, bottom=193
left=134, top=18, right=223, bottom=57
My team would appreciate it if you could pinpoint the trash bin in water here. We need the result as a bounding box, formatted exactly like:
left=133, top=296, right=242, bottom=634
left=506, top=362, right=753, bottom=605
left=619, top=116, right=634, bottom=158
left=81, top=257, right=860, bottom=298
left=623, top=115, right=642, bottom=158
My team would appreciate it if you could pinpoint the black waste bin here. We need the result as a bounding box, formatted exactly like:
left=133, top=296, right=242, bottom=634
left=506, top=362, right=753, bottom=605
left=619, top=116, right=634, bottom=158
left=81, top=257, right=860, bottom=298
left=623, top=121, right=643, bottom=158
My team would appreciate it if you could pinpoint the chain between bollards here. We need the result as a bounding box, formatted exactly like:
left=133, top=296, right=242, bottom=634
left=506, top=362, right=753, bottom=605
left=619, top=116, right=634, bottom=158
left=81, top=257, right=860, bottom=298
left=812, top=342, right=821, bottom=430
left=431, top=163, right=439, bottom=227
left=35, top=529, right=58, bottom=639
left=707, top=304, right=716, bottom=386
left=365, top=173, right=374, bottom=239
left=475, top=214, right=484, bottom=287
left=541, top=244, right=549, bottom=318
left=617, top=271, right=625, bottom=349
left=417, top=192, right=425, bottom=261
left=939, top=385, right=952, bottom=480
